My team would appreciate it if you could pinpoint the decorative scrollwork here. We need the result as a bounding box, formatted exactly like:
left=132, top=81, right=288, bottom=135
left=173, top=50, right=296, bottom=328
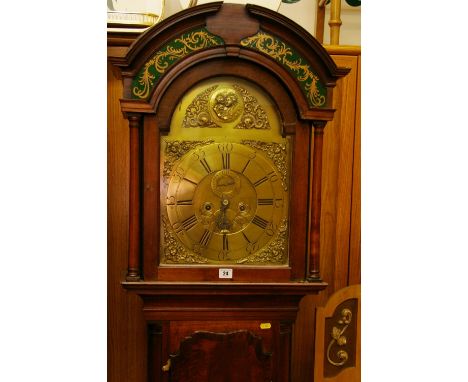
left=162, top=139, right=214, bottom=184
left=132, top=29, right=224, bottom=99
left=161, top=216, right=209, bottom=264
left=240, top=31, right=326, bottom=107
left=236, top=219, right=288, bottom=264
left=183, top=85, right=220, bottom=128
left=327, top=308, right=352, bottom=367
left=182, top=84, right=271, bottom=129
left=241, top=140, right=288, bottom=190
left=232, top=84, right=270, bottom=130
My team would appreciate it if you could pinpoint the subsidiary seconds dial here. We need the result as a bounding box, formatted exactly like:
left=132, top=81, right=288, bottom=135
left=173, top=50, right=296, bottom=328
left=163, top=142, right=288, bottom=263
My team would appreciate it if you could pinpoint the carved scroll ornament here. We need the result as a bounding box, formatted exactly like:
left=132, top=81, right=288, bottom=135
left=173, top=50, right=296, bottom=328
left=327, top=308, right=352, bottom=367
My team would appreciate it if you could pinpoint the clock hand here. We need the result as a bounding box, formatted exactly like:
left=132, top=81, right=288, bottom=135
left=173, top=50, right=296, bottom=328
left=216, top=196, right=231, bottom=233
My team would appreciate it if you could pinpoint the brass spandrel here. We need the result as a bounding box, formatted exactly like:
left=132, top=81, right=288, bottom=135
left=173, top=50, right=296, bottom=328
left=182, top=85, right=220, bottom=128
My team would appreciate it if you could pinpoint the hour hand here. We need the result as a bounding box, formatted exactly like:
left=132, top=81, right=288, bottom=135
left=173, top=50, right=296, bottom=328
left=216, top=197, right=231, bottom=233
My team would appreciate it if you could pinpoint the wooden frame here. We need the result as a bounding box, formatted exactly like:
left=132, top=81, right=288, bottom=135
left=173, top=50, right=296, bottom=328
left=108, top=3, right=349, bottom=285
left=145, top=59, right=307, bottom=282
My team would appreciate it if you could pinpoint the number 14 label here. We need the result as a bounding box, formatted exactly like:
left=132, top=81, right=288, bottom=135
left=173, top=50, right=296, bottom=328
left=219, top=268, right=233, bottom=279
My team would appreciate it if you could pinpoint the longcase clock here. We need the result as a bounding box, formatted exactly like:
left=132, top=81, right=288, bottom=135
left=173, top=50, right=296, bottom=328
left=108, top=3, right=349, bottom=381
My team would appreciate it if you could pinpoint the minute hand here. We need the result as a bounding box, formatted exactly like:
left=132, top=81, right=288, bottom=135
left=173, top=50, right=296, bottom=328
left=216, top=198, right=231, bottom=232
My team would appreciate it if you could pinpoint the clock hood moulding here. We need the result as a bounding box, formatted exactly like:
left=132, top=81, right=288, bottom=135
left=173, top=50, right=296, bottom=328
left=109, top=2, right=349, bottom=120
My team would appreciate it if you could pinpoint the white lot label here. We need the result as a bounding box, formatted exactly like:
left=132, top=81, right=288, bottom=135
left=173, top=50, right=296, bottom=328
left=219, top=268, right=233, bottom=279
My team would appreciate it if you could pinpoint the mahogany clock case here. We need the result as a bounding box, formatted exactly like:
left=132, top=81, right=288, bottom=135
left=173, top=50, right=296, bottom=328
left=109, top=2, right=349, bottom=285
left=108, top=3, right=352, bottom=382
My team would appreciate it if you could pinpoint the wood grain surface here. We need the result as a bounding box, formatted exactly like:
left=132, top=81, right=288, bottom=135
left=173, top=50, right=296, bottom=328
left=108, top=64, right=146, bottom=382
left=291, top=49, right=360, bottom=382
left=348, top=54, right=361, bottom=286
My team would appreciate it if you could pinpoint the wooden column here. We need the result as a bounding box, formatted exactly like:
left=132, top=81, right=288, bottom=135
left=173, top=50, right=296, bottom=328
left=329, top=0, right=342, bottom=45
left=126, top=113, right=142, bottom=281
left=308, top=121, right=327, bottom=281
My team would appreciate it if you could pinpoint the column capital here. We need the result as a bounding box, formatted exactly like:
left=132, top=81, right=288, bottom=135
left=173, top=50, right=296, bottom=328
left=312, top=120, right=328, bottom=130
left=125, top=113, right=143, bottom=126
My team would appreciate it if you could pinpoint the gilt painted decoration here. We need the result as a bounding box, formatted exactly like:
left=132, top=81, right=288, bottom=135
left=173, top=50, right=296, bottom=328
left=131, top=28, right=224, bottom=99
left=240, top=31, right=327, bottom=107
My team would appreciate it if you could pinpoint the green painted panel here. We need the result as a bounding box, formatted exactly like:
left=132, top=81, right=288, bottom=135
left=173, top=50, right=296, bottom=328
left=131, top=28, right=224, bottom=100
left=241, top=31, right=327, bottom=108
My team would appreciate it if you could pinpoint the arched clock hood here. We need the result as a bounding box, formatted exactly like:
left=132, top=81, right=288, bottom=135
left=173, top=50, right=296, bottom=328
left=109, top=2, right=349, bottom=122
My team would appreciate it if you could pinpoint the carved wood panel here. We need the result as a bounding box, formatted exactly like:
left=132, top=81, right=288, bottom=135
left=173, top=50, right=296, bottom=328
left=168, top=331, right=272, bottom=382
left=314, top=285, right=361, bottom=382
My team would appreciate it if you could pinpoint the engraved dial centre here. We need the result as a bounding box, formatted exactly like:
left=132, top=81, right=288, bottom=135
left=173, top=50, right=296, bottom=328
left=193, top=169, right=257, bottom=235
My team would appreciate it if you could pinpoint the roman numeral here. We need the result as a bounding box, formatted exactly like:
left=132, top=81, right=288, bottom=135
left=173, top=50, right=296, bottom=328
left=252, top=215, right=269, bottom=230
left=258, top=198, right=274, bottom=205
left=223, top=234, right=229, bottom=251
left=183, top=177, right=198, bottom=186
left=242, top=231, right=251, bottom=243
left=241, top=160, right=250, bottom=174
left=200, top=158, right=212, bottom=174
left=181, top=215, right=197, bottom=231
left=177, top=199, right=192, bottom=205
left=221, top=153, right=230, bottom=170
left=253, top=172, right=274, bottom=187
left=199, top=229, right=213, bottom=247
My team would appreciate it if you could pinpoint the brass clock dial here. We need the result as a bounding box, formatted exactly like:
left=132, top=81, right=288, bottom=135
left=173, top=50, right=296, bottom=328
left=164, top=142, right=287, bottom=263
left=161, top=78, right=290, bottom=265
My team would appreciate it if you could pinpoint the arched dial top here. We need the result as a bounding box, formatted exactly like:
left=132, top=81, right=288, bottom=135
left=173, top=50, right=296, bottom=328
left=160, top=78, right=290, bottom=265
left=162, top=142, right=288, bottom=264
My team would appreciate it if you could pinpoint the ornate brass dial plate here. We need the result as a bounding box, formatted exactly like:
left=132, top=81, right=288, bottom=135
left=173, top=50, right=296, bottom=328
left=160, top=78, right=290, bottom=265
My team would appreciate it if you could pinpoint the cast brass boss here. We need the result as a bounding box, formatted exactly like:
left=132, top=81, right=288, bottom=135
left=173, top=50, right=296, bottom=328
left=209, top=86, right=244, bottom=124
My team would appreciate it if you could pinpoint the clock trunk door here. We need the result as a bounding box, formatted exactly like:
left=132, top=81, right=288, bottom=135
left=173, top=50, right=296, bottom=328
left=168, top=330, right=272, bottom=382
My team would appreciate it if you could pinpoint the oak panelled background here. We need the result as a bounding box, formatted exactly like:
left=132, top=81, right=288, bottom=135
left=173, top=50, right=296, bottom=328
left=291, top=48, right=361, bottom=382
left=107, top=48, right=361, bottom=382
left=108, top=63, right=146, bottom=382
